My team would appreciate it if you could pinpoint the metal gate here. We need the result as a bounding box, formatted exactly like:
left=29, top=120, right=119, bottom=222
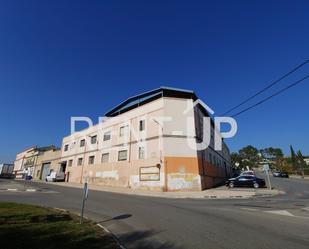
left=41, top=163, right=51, bottom=180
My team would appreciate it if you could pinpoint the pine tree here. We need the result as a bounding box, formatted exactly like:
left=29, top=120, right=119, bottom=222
left=290, top=145, right=298, bottom=174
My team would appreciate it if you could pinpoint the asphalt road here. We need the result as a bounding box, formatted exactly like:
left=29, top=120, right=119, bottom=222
left=0, top=176, right=308, bottom=249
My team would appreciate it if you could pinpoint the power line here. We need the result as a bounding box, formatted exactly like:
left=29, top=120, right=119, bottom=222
left=221, top=59, right=309, bottom=116
left=231, top=74, right=309, bottom=117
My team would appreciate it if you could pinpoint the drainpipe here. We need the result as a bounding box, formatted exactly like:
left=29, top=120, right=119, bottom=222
left=80, top=137, right=88, bottom=184
left=153, top=118, right=167, bottom=191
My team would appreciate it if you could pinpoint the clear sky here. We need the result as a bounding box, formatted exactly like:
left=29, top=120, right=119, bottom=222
left=1, top=0, right=309, bottom=163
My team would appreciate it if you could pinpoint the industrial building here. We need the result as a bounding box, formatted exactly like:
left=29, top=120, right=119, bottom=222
left=60, top=87, right=231, bottom=191
left=13, top=146, right=60, bottom=180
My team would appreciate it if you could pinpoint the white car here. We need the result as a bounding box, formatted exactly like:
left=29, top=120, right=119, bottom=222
left=240, top=170, right=255, bottom=176
left=45, top=171, right=65, bottom=182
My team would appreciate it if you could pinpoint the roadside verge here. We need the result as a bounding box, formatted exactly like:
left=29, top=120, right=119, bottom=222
left=0, top=201, right=120, bottom=249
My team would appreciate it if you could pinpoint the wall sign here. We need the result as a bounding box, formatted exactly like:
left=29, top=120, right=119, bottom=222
left=139, top=166, right=160, bottom=181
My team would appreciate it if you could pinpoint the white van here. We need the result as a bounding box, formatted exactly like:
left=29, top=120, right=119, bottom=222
left=45, top=171, right=65, bottom=182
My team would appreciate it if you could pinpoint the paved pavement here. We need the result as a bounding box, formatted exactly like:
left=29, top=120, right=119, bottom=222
left=32, top=180, right=281, bottom=199
left=0, top=176, right=308, bottom=249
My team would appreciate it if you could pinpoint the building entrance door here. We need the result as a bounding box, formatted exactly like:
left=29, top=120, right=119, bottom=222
left=60, top=162, right=66, bottom=173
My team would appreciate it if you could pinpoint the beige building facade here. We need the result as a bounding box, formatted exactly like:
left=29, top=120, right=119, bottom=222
left=13, top=146, right=59, bottom=180
left=61, top=87, right=232, bottom=191
left=33, top=149, right=62, bottom=180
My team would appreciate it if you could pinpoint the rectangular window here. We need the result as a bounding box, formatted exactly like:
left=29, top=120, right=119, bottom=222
left=139, top=120, right=145, bottom=131
left=77, top=158, right=83, bottom=166
left=64, top=144, right=69, bottom=151
left=91, top=135, right=97, bottom=144
left=80, top=139, right=85, bottom=147
left=118, top=150, right=128, bottom=161
left=101, top=153, right=109, bottom=163
left=103, top=131, right=111, bottom=141
left=138, top=146, right=145, bottom=159
left=68, top=159, right=73, bottom=167
left=88, top=156, right=95, bottom=165
left=119, top=125, right=128, bottom=137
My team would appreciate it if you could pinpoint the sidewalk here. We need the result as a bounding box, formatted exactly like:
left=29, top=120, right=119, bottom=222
left=39, top=181, right=283, bottom=199
left=289, top=175, right=309, bottom=180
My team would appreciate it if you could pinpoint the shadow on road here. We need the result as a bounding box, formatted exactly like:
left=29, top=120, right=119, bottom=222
left=97, top=214, right=132, bottom=223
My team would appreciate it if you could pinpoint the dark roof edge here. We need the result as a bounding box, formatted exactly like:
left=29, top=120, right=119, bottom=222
left=105, top=86, right=198, bottom=117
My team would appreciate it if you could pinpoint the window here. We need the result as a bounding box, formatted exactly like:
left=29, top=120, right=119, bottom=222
left=88, top=156, right=95, bottom=165
left=138, top=146, right=145, bottom=159
left=119, top=125, right=128, bottom=137
left=91, top=135, right=97, bottom=144
left=68, top=160, right=73, bottom=167
left=64, top=144, right=69, bottom=151
left=101, top=153, right=109, bottom=163
left=139, top=120, right=145, bottom=131
left=77, top=158, right=83, bottom=166
left=118, top=150, right=128, bottom=161
left=80, top=139, right=85, bottom=147
left=103, top=131, right=111, bottom=141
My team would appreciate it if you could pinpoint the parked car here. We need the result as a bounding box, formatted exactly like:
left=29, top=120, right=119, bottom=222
left=273, top=171, right=289, bottom=178
left=45, top=171, right=65, bottom=182
left=226, top=175, right=266, bottom=189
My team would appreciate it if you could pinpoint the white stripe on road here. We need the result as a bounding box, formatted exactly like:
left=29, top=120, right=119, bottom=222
left=264, top=210, right=294, bottom=216
left=26, top=189, right=36, bottom=192
left=302, top=207, right=309, bottom=212
left=240, top=208, right=258, bottom=211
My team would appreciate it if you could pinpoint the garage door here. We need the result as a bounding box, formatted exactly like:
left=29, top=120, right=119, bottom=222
left=41, top=163, right=51, bottom=180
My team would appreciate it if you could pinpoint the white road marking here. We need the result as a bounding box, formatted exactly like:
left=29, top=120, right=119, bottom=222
left=26, top=189, right=36, bottom=192
left=241, top=208, right=258, bottom=211
left=7, top=189, right=18, bottom=191
left=97, top=224, right=127, bottom=249
left=302, top=207, right=309, bottom=212
left=264, top=210, right=294, bottom=216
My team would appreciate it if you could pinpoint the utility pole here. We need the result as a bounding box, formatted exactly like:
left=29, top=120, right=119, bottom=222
left=263, top=164, right=271, bottom=190
left=80, top=181, right=88, bottom=224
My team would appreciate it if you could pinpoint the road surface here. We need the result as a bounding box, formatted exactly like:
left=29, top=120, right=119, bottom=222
left=0, top=176, right=308, bottom=249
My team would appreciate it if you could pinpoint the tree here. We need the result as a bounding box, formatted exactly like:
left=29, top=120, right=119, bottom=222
left=297, top=150, right=306, bottom=178
left=290, top=145, right=298, bottom=174
left=230, top=152, right=243, bottom=170
left=278, top=157, right=293, bottom=173
left=260, top=147, right=284, bottom=169
left=239, top=145, right=259, bottom=168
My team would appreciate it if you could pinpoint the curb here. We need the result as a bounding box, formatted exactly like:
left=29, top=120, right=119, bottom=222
left=50, top=209, right=126, bottom=249
left=0, top=188, right=37, bottom=192
left=33, top=181, right=283, bottom=200
left=97, top=224, right=126, bottom=249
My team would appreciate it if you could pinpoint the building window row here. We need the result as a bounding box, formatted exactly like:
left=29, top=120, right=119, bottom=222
left=63, top=120, right=146, bottom=152
left=65, top=147, right=147, bottom=167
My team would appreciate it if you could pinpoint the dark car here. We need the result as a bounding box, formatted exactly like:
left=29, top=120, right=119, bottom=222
left=226, top=175, right=266, bottom=189
left=273, top=171, right=289, bottom=178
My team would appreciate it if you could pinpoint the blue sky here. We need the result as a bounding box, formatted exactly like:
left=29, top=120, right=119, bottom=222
left=0, top=0, right=309, bottom=163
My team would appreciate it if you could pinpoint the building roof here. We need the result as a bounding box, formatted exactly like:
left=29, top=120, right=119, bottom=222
left=105, top=86, right=198, bottom=117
